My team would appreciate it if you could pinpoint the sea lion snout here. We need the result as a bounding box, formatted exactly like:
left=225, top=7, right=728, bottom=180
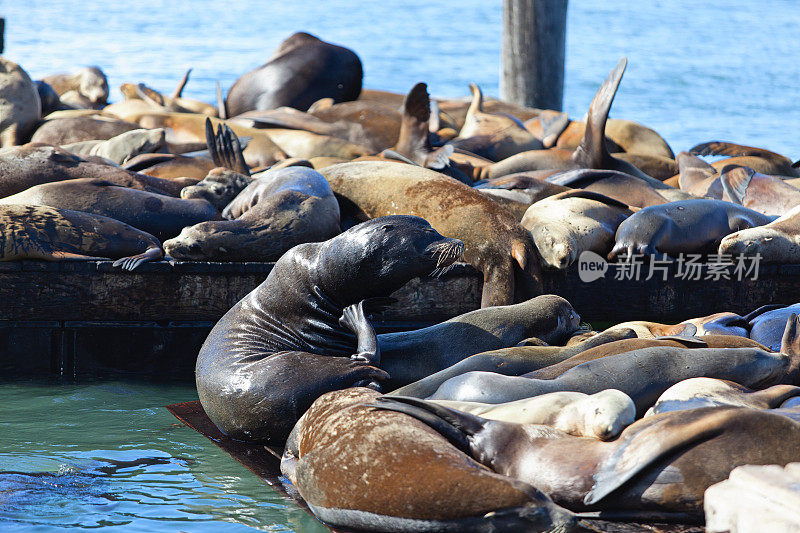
left=424, top=237, right=464, bottom=269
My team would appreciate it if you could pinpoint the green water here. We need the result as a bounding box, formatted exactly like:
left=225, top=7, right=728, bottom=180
left=0, top=381, right=327, bottom=532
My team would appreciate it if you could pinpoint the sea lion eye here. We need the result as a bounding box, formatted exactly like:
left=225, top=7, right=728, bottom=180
left=381, top=224, right=394, bottom=231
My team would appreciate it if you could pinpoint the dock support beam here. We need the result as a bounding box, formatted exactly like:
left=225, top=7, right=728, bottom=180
left=501, top=0, right=568, bottom=110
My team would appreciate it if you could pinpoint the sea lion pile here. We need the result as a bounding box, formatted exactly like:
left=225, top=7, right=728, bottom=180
left=3, top=31, right=800, bottom=531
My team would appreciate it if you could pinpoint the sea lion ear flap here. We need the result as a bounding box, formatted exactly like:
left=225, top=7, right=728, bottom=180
left=780, top=313, right=800, bottom=356
left=308, top=97, right=334, bottom=114
left=720, top=165, right=755, bottom=205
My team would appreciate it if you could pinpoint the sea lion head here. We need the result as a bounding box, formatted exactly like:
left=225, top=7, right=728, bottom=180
left=77, top=67, right=109, bottom=106
left=529, top=225, right=577, bottom=270
left=319, top=215, right=464, bottom=299
left=180, top=168, right=252, bottom=211
left=163, top=221, right=224, bottom=261
left=719, top=225, right=800, bottom=263
left=570, top=390, right=636, bottom=441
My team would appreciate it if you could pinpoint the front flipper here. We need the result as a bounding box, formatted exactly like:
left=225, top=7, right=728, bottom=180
left=339, top=300, right=380, bottom=365
left=112, top=246, right=163, bottom=271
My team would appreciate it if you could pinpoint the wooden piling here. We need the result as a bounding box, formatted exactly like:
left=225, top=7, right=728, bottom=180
left=501, top=0, right=568, bottom=110
left=0, top=18, right=5, bottom=55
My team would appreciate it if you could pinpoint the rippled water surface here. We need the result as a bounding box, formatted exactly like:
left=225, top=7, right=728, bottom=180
left=4, top=0, right=800, bottom=156
left=0, top=381, right=327, bottom=532
left=1, top=1, right=799, bottom=531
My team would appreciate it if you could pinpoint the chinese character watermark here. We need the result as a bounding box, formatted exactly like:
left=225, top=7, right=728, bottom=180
left=577, top=251, right=761, bottom=283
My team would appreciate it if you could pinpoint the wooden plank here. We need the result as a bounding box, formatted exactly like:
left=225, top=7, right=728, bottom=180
left=501, top=0, right=568, bottom=110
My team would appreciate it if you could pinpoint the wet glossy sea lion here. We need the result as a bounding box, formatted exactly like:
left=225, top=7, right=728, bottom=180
left=720, top=205, right=800, bottom=263
left=477, top=59, right=653, bottom=181
left=0, top=58, right=41, bottom=147
left=195, top=215, right=464, bottom=443
left=41, top=66, right=109, bottom=109
left=431, top=389, right=636, bottom=440
left=389, top=329, right=637, bottom=399
left=526, top=335, right=770, bottom=381
left=0, top=178, right=218, bottom=241
left=645, top=378, right=800, bottom=417
left=375, top=397, right=800, bottom=516
left=0, top=143, right=192, bottom=198
left=679, top=311, right=751, bottom=336
left=377, top=295, right=580, bottom=388
left=226, top=32, right=362, bottom=116
left=746, top=307, right=800, bottom=353
left=448, top=83, right=542, bottom=161
left=164, top=167, right=340, bottom=261
left=0, top=204, right=162, bottom=270
left=30, top=115, right=140, bottom=145
left=322, top=160, right=541, bottom=307
left=522, top=190, right=632, bottom=270
left=281, top=388, right=575, bottom=532
left=428, top=345, right=789, bottom=414
left=609, top=199, right=775, bottom=260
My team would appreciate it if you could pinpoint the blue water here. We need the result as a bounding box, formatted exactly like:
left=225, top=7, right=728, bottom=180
left=1, top=2, right=799, bottom=531
left=3, top=1, right=800, bottom=157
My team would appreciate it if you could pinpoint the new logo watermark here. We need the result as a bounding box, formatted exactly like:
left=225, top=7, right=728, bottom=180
left=577, top=251, right=762, bottom=283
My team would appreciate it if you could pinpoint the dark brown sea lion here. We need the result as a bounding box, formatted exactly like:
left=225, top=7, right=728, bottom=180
left=321, top=160, right=542, bottom=307
left=310, top=99, right=401, bottom=150
left=374, top=398, right=800, bottom=517
left=164, top=167, right=340, bottom=261
left=545, top=168, right=683, bottom=206
left=610, top=152, right=677, bottom=181
left=0, top=204, right=162, bottom=270
left=690, top=141, right=800, bottom=177
left=428, top=344, right=789, bottom=413
left=0, top=58, right=41, bottom=147
left=477, top=59, right=653, bottom=181
left=30, top=115, right=140, bottom=145
left=0, top=143, right=193, bottom=198
left=0, top=178, right=218, bottom=241
left=609, top=199, right=775, bottom=260
left=195, top=215, right=464, bottom=443
left=281, top=388, right=575, bottom=532
left=41, top=66, right=109, bottom=109
left=226, top=32, right=362, bottom=116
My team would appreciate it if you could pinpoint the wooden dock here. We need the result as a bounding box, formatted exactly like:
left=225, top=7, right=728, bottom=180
left=5, top=259, right=800, bottom=380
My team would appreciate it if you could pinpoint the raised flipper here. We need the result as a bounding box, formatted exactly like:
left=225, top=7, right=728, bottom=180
left=50, top=251, right=110, bottom=261
left=742, top=303, right=788, bottom=323
left=171, top=68, right=192, bottom=99
left=571, top=58, right=627, bottom=169
left=339, top=300, right=380, bottom=365
left=111, top=246, right=163, bottom=271
left=585, top=407, right=738, bottom=505
left=720, top=165, right=755, bottom=205
left=676, top=151, right=717, bottom=191
left=537, top=110, right=571, bottom=148
left=689, top=141, right=793, bottom=166
left=204, top=118, right=249, bottom=176
left=393, top=82, right=438, bottom=167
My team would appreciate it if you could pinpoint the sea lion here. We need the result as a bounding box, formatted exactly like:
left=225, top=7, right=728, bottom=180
left=180, top=168, right=253, bottom=210
left=448, top=83, right=543, bottom=161
left=545, top=168, right=679, bottom=207
left=322, top=160, right=541, bottom=307
left=526, top=335, right=770, bottom=381
left=226, top=32, right=362, bottom=116
left=602, top=321, right=698, bottom=339
left=0, top=204, right=163, bottom=270
left=0, top=178, right=218, bottom=241
left=645, top=378, right=800, bottom=417
left=719, top=165, right=800, bottom=216
left=41, top=66, right=109, bottom=109
left=431, top=389, right=636, bottom=440
left=389, top=328, right=638, bottom=399
left=281, top=388, right=575, bottom=532
left=609, top=199, right=775, bottom=260
left=60, top=128, right=166, bottom=165
left=30, top=115, right=140, bottom=145
left=164, top=167, right=340, bottom=261
left=610, top=152, right=678, bottom=181
left=35, top=80, right=65, bottom=116
left=0, top=143, right=193, bottom=198
left=118, top=70, right=217, bottom=117
left=746, top=308, right=800, bottom=353
left=0, top=58, right=41, bottom=147
left=374, top=397, right=800, bottom=516
left=676, top=151, right=718, bottom=194
left=690, top=141, right=800, bottom=178
left=719, top=204, right=800, bottom=263
left=679, top=311, right=751, bottom=336
left=428, top=345, right=789, bottom=415
left=376, top=295, right=580, bottom=388
left=476, top=59, right=653, bottom=181
left=195, top=215, right=464, bottom=443
left=124, top=153, right=216, bottom=181
left=522, top=190, right=632, bottom=270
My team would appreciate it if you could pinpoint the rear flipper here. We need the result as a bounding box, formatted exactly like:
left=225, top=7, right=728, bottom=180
left=112, top=246, right=163, bottom=271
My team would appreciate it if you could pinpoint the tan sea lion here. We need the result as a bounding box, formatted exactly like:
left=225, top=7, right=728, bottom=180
left=30, top=115, right=140, bottom=145
left=281, top=388, right=575, bottom=532
left=0, top=204, right=162, bottom=270
left=719, top=165, right=800, bottom=215
left=645, top=378, right=800, bottom=417
left=0, top=58, right=41, bottom=147
left=545, top=168, right=687, bottom=205
left=321, top=160, right=542, bottom=307
left=431, top=390, right=636, bottom=441
left=124, top=153, right=215, bottom=181
left=41, top=67, right=109, bottom=109
left=522, top=190, right=633, bottom=270
left=374, top=397, right=800, bottom=516
left=720, top=204, right=800, bottom=263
